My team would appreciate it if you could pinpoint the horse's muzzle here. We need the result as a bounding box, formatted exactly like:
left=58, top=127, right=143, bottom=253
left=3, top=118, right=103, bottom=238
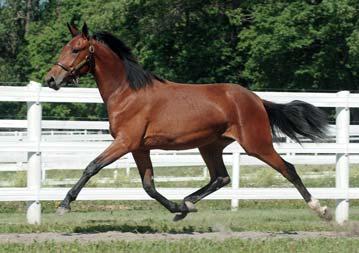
left=45, top=76, right=60, bottom=90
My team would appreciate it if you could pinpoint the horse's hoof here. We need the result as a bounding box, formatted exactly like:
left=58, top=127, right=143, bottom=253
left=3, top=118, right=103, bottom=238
left=173, top=201, right=197, bottom=222
left=173, top=212, right=188, bottom=222
left=184, top=201, right=197, bottom=213
left=320, top=206, right=333, bottom=221
left=56, top=206, right=70, bottom=216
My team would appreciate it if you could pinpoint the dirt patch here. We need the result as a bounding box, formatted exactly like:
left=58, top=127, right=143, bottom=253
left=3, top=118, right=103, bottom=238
left=0, top=231, right=358, bottom=244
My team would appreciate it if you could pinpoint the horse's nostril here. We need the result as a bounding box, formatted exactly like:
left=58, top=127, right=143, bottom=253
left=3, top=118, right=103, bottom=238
left=45, top=76, right=60, bottom=90
left=46, top=76, right=55, bottom=86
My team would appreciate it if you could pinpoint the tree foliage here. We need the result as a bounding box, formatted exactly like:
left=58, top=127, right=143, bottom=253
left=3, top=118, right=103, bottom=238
left=0, top=0, right=358, bottom=119
left=239, top=0, right=359, bottom=91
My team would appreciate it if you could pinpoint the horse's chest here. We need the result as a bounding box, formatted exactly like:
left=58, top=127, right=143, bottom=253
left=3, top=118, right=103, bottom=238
left=106, top=111, right=131, bottom=138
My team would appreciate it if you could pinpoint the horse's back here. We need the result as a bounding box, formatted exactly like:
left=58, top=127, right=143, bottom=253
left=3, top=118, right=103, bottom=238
left=148, top=81, right=267, bottom=128
left=140, top=82, right=268, bottom=149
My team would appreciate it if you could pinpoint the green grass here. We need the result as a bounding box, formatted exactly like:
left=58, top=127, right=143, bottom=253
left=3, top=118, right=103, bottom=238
left=0, top=238, right=359, bottom=253
left=0, top=165, right=358, bottom=251
left=0, top=200, right=358, bottom=233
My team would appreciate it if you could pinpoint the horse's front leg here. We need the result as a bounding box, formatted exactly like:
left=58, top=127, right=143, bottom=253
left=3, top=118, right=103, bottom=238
left=56, top=138, right=131, bottom=215
left=132, top=150, right=197, bottom=215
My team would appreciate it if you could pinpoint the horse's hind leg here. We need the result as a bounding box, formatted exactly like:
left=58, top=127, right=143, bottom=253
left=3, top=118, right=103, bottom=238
left=174, top=141, right=231, bottom=221
left=244, top=144, right=332, bottom=220
left=227, top=94, right=331, bottom=220
left=186, top=142, right=231, bottom=203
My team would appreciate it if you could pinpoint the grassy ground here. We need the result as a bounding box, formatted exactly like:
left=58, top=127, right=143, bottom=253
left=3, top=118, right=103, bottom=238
left=1, top=200, right=359, bottom=233
left=0, top=200, right=358, bottom=235
left=0, top=164, right=358, bottom=252
left=0, top=201, right=358, bottom=252
left=1, top=238, right=359, bottom=253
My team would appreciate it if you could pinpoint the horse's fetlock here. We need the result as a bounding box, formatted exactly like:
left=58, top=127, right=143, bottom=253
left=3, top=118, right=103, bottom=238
left=222, top=176, right=231, bottom=186
left=184, top=196, right=198, bottom=203
left=216, top=176, right=230, bottom=187
left=169, top=202, right=180, bottom=213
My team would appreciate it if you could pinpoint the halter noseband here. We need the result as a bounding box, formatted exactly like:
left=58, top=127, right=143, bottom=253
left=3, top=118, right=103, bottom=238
left=55, top=40, right=95, bottom=82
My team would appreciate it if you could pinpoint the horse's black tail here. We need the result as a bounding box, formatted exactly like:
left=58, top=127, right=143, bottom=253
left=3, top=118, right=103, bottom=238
left=263, top=100, right=328, bottom=143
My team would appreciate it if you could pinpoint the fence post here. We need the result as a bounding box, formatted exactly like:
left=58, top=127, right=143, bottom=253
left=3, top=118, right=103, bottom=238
left=231, top=151, right=240, bottom=210
left=335, top=90, right=350, bottom=224
left=26, top=81, right=42, bottom=224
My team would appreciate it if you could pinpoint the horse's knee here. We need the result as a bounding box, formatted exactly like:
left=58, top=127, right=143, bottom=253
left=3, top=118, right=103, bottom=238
left=83, top=160, right=102, bottom=177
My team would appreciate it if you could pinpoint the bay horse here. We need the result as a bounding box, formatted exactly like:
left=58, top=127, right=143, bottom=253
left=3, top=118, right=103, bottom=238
left=45, top=23, right=331, bottom=221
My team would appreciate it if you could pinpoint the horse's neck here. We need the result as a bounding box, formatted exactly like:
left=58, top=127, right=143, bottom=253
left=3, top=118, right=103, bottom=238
left=93, top=45, right=129, bottom=104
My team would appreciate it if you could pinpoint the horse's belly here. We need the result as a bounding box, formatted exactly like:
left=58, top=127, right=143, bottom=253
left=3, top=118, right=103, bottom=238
left=143, top=129, right=219, bottom=150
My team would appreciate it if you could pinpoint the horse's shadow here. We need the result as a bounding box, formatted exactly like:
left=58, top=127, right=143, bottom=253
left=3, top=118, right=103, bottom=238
left=73, top=224, right=158, bottom=234
left=73, top=223, right=196, bottom=234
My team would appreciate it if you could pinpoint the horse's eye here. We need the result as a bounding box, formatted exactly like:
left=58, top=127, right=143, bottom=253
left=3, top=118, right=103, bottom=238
left=72, top=48, right=80, bottom=54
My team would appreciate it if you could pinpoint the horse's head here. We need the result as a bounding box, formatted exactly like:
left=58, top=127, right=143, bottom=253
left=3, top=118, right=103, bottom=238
left=45, top=23, right=94, bottom=90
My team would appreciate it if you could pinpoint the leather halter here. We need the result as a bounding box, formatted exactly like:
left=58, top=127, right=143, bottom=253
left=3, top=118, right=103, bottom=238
left=55, top=40, right=95, bottom=78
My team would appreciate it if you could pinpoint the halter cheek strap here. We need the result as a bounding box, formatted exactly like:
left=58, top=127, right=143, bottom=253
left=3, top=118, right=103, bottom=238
left=55, top=41, right=95, bottom=77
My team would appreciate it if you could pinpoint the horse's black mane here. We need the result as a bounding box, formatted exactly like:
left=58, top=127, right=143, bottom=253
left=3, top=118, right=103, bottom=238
left=93, top=31, right=164, bottom=90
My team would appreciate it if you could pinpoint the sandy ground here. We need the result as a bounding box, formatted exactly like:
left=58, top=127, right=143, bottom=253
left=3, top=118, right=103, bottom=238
left=0, top=231, right=358, bottom=244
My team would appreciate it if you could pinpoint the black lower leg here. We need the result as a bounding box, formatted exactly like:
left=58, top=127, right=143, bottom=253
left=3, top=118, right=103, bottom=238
left=60, top=160, right=103, bottom=209
left=283, top=160, right=311, bottom=202
left=143, top=180, right=185, bottom=213
left=184, top=176, right=230, bottom=204
left=282, top=160, right=331, bottom=220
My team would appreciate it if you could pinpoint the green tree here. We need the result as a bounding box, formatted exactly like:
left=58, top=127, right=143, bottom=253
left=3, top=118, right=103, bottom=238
left=237, top=0, right=359, bottom=91
left=121, top=0, right=243, bottom=83
left=1, top=0, right=359, bottom=120
left=0, top=0, right=40, bottom=119
left=0, top=0, right=32, bottom=82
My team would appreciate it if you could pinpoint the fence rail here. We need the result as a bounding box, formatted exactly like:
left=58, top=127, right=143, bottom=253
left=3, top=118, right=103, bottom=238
left=0, top=81, right=358, bottom=225
left=2, top=84, right=359, bottom=106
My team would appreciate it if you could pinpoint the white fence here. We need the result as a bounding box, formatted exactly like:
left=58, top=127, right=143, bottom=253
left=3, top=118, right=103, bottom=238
left=0, top=81, right=358, bottom=225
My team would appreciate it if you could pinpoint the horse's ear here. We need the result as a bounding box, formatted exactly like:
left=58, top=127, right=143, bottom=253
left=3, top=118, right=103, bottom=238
left=67, top=22, right=79, bottom=37
left=82, top=22, right=89, bottom=40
